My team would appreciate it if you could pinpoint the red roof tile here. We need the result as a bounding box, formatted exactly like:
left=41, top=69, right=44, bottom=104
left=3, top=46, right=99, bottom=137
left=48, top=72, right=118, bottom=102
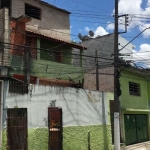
left=26, top=30, right=87, bottom=50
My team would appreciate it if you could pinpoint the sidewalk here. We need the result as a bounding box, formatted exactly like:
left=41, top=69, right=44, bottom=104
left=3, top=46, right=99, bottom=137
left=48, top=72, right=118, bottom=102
left=121, top=141, right=150, bottom=150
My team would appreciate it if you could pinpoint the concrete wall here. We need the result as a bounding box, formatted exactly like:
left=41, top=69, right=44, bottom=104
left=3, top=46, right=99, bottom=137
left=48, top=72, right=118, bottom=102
left=2, top=86, right=113, bottom=150
left=2, top=125, right=112, bottom=150
left=0, top=9, right=4, bottom=42
left=11, top=0, right=70, bottom=41
left=74, top=34, right=135, bottom=70
left=0, top=8, right=10, bottom=66
left=5, top=86, right=112, bottom=127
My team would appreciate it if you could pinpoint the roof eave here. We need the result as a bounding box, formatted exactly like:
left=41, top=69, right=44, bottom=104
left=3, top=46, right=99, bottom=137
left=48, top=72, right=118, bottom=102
left=40, top=1, right=71, bottom=14
left=26, top=30, right=87, bottom=50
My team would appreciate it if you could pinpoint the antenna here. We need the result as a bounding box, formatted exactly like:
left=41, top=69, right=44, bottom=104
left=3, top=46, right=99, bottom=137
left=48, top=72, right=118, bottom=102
left=78, top=33, right=83, bottom=40
left=89, top=30, right=94, bottom=37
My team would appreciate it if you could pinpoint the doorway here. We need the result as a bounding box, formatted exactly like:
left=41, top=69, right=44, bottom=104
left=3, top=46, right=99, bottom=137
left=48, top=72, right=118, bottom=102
left=48, top=107, right=63, bottom=150
left=124, top=114, right=149, bottom=145
left=7, top=108, right=28, bottom=150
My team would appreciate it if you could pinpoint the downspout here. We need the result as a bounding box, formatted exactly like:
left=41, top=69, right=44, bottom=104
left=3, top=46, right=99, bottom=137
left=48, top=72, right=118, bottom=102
left=0, top=80, right=4, bottom=149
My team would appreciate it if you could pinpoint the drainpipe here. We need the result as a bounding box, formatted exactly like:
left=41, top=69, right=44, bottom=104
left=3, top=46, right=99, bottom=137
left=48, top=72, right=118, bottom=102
left=0, top=80, right=4, bottom=149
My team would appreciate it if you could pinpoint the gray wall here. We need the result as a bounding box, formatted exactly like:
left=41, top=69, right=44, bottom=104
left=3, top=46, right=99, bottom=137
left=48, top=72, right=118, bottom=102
left=5, top=86, right=110, bottom=128
left=0, top=8, right=10, bottom=65
left=11, top=0, right=70, bottom=41
left=74, top=34, right=135, bottom=70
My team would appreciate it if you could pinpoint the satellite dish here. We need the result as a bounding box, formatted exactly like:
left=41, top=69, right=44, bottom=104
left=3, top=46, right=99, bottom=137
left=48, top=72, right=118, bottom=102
left=78, top=33, right=82, bottom=40
left=89, top=30, right=94, bottom=37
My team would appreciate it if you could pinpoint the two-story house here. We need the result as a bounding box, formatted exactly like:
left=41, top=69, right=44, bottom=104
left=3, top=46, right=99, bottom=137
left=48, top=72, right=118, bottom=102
left=0, top=0, right=87, bottom=93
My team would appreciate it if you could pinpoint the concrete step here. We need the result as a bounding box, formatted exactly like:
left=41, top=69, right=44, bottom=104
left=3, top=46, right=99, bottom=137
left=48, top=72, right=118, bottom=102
left=121, top=141, right=150, bottom=150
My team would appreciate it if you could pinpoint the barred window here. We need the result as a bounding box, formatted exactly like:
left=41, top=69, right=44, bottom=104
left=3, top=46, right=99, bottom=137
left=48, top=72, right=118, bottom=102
left=129, top=82, right=140, bottom=96
left=25, top=3, right=41, bottom=20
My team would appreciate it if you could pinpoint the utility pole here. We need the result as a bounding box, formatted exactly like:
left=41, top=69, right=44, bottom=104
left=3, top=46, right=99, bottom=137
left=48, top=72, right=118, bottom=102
left=95, top=50, right=99, bottom=90
left=24, top=47, right=30, bottom=88
left=114, top=0, right=120, bottom=149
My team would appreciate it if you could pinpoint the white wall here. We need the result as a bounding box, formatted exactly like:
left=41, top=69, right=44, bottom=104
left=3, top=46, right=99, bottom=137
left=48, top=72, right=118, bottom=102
left=11, top=0, right=70, bottom=41
left=5, top=86, right=109, bottom=128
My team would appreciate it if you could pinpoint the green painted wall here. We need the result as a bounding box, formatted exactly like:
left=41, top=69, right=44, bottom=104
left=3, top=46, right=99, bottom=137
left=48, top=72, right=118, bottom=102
left=147, top=81, right=150, bottom=101
left=106, top=92, right=114, bottom=125
left=119, top=70, right=150, bottom=144
left=120, top=70, right=148, bottom=109
left=2, top=125, right=112, bottom=150
left=40, top=40, right=72, bottom=65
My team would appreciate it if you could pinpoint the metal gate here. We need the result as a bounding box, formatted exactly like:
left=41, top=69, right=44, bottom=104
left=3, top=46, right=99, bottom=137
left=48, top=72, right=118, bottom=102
left=124, top=114, right=149, bottom=145
left=7, top=108, right=28, bottom=150
left=48, top=107, right=62, bottom=150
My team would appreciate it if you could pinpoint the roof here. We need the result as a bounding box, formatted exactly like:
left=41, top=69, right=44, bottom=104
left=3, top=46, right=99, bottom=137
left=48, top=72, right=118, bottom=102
left=26, top=30, right=87, bottom=50
left=121, top=66, right=150, bottom=78
left=40, top=1, right=71, bottom=14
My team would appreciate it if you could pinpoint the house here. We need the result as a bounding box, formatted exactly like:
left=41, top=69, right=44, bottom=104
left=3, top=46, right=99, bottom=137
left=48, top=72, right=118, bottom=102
left=0, top=1, right=115, bottom=150
left=0, top=0, right=87, bottom=90
left=3, top=86, right=114, bottom=150
left=120, top=67, right=150, bottom=146
left=83, top=64, right=150, bottom=147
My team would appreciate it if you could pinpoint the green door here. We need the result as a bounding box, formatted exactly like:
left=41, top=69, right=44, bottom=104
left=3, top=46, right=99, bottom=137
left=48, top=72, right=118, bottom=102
left=124, top=115, right=137, bottom=145
left=124, top=114, right=149, bottom=145
left=136, top=115, right=149, bottom=143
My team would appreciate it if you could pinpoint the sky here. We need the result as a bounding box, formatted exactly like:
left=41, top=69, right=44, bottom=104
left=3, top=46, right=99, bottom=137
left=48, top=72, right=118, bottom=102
left=43, top=0, right=150, bottom=68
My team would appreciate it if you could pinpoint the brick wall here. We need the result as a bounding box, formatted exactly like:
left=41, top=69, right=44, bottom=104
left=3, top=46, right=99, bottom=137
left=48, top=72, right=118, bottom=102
left=84, top=66, right=114, bottom=92
left=10, top=19, right=26, bottom=55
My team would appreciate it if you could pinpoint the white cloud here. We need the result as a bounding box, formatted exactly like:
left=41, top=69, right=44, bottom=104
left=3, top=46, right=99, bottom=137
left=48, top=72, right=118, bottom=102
left=85, top=27, right=90, bottom=32
left=94, top=26, right=109, bottom=37
left=148, top=0, right=150, bottom=6
left=107, top=22, right=114, bottom=30
left=70, top=26, right=73, bottom=29
left=118, top=0, right=143, bottom=15
left=107, top=0, right=150, bottom=37
left=130, top=44, right=150, bottom=67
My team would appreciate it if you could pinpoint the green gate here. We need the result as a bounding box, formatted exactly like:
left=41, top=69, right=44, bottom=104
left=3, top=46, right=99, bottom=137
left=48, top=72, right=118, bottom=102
left=124, top=114, right=149, bottom=145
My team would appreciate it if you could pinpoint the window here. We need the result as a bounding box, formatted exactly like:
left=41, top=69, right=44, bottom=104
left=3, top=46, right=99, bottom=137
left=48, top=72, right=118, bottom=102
left=9, top=79, right=28, bottom=94
left=40, top=40, right=63, bottom=63
left=129, top=82, right=140, bottom=96
left=25, top=3, right=41, bottom=20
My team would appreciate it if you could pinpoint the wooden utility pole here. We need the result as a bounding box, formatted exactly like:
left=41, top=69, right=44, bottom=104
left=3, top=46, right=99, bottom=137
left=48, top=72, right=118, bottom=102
left=114, top=0, right=120, bottom=149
